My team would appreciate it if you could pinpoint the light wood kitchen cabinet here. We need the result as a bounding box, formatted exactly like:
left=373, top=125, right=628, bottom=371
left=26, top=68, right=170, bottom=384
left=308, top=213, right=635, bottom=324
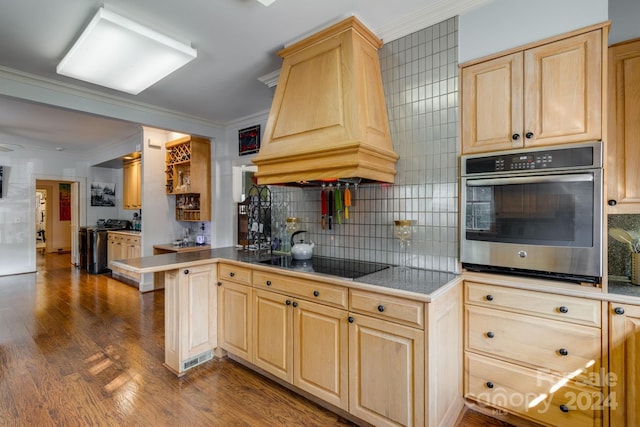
left=252, top=286, right=349, bottom=410
left=609, top=302, right=640, bottom=426
left=217, top=264, right=252, bottom=362
left=348, top=310, right=425, bottom=427
left=122, top=158, right=141, bottom=210
left=293, top=298, right=348, bottom=410
left=164, top=264, right=217, bottom=376
left=607, top=38, right=640, bottom=212
left=252, top=288, right=293, bottom=382
left=108, top=231, right=141, bottom=282
left=165, top=136, right=211, bottom=221
left=461, top=24, right=606, bottom=154
left=464, top=280, right=604, bottom=426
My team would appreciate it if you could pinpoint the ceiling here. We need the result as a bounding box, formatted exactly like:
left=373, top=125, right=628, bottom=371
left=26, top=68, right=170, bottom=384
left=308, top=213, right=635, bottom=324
left=0, top=0, right=488, bottom=155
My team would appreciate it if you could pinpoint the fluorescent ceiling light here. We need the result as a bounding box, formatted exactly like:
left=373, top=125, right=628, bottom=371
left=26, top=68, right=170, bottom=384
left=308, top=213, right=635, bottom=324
left=256, top=0, right=277, bottom=6
left=57, top=7, right=197, bottom=95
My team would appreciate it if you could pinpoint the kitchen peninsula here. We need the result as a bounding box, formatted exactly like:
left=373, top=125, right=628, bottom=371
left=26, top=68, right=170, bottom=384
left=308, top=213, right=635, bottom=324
left=111, top=247, right=464, bottom=427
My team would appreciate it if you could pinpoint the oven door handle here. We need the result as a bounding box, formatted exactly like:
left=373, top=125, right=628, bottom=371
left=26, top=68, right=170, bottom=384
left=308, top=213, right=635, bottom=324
left=467, top=173, right=594, bottom=186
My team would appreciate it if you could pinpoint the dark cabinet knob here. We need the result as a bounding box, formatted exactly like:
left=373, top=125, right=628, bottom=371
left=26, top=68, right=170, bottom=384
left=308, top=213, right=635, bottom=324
left=266, top=280, right=272, bottom=286
left=348, top=316, right=354, bottom=323
left=292, top=301, right=298, bottom=308
left=512, top=133, right=520, bottom=141
left=559, top=404, right=569, bottom=413
left=486, top=294, right=494, bottom=301
left=229, top=272, right=235, bottom=277
left=285, top=300, right=291, bottom=306
left=486, top=381, right=494, bottom=389
left=486, top=331, right=495, bottom=338
left=217, top=282, right=222, bottom=286
left=559, top=306, right=569, bottom=314
left=313, top=291, right=319, bottom=297
left=608, top=199, right=617, bottom=206
left=558, top=348, right=569, bottom=356
left=525, top=132, right=534, bottom=139
left=614, top=307, right=625, bottom=315
left=184, top=269, right=189, bottom=274
left=377, top=305, right=385, bottom=312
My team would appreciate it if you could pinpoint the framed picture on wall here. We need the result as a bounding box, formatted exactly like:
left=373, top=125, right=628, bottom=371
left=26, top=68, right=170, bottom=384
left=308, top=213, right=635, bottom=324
left=90, top=182, right=116, bottom=207
left=238, top=125, right=261, bottom=156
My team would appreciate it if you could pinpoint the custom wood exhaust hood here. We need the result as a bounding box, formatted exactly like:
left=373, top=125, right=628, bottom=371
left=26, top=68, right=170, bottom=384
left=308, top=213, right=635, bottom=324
left=252, top=16, right=398, bottom=185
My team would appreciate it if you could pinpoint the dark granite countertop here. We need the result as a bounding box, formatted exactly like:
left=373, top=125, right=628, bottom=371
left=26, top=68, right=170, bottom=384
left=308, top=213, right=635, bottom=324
left=608, top=279, right=640, bottom=303
left=110, top=246, right=460, bottom=301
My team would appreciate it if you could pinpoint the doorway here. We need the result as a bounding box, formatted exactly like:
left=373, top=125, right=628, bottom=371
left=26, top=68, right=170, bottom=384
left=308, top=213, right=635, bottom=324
left=35, top=179, right=80, bottom=268
left=36, top=188, right=47, bottom=254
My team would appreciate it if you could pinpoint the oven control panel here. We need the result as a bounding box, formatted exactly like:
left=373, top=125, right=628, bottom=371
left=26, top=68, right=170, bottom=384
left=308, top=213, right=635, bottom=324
left=463, top=144, right=598, bottom=175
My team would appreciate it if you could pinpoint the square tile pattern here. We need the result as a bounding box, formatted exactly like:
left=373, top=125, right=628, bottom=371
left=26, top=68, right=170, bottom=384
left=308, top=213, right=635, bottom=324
left=270, top=17, right=459, bottom=273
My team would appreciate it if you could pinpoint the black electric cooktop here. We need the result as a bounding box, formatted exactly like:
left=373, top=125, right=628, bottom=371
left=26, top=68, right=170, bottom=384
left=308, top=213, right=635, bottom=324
left=259, top=255, right=390, bottom=280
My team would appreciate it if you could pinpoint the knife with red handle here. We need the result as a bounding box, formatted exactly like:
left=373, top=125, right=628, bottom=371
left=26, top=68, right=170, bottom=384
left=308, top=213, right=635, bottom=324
left=328, top=188, right=333, bottom=230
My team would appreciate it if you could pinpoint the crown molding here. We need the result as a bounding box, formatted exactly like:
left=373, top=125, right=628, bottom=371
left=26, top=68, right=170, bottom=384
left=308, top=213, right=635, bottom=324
left=0, top=66, right=223, bottom=135
left=376, top=0, right=494, bottom=43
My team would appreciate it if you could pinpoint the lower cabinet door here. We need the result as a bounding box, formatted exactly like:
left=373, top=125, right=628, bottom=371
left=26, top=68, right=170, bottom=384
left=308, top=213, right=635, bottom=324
left=293, top=299, right=348, bottom=410
left=349, top=313, right=425, bottom=427
left=218, top=280, right=252, bottom=361
left=609, top=302, right=640, bottom=426
left=253, top=289, right=292, bottom=382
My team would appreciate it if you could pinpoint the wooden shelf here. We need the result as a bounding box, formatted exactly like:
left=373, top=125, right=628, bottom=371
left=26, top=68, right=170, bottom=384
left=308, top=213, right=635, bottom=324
left=165, top=136, right=211, bottom=221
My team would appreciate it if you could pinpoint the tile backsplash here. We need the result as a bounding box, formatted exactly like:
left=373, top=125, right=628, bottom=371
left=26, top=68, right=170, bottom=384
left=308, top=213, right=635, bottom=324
left=269, top=17, right=459, bottom=273
left=608, top=214, right=640, bottom=278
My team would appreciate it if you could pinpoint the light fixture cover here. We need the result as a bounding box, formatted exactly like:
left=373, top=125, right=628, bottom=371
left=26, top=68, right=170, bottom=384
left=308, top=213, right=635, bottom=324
left=256, top=0, right=277, bottom=6
left=57, top=7, right=197, bottom=95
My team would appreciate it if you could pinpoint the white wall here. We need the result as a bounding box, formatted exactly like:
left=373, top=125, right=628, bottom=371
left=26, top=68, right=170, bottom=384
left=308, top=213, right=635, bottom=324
left=0, top=150, right=87, bottom=275
left=609, top=0, right=640, bottom=44
left=459, top=0, right=608, bottom=63
left=214, top=111, right=270, bottom=248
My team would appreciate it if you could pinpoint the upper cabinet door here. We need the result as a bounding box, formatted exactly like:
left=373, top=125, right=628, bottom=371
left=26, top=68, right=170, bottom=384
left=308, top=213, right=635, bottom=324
left=523, top=30, right=602, bottom=147
left=461, top=52, right=523, bottom=154
left=460, top=24, right=607, bottom=155
left=607, top=38, right=640, bottom=212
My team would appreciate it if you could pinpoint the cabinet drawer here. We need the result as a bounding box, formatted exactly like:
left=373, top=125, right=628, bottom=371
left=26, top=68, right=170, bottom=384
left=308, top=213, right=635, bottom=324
left=350, top=289, right=424, bottom=329
left=253, top=271, right=347, bottom=309
left=466, top=305, right=601, bottom=386
left=465, top=281, right=602, bottom=327
left=218, top=264, right=251, bottom=285
left=466, top=352, right=602, bottom=427
left=125, top=236, right=140, bottom=245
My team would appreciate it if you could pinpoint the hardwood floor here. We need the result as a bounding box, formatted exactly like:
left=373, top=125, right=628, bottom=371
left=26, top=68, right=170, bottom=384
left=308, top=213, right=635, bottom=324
left=0, top=252, right=508, bottom=426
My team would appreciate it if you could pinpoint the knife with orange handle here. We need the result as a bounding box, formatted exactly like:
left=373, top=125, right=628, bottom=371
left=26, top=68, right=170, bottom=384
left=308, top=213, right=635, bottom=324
left=344, top=186, right=351, bottom=220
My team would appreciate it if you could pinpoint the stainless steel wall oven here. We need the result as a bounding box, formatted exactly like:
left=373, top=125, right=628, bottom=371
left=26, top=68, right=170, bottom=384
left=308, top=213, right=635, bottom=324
left=461, top=142, right=603, bottom=284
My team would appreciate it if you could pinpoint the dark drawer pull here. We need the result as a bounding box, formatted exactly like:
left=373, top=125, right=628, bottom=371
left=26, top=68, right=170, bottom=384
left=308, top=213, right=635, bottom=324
left=377, top=305, right=385, bottom=312
left=285, top=300, right=291, bottom=306
left=229, top=272, right=235, bottom=277
left=486, top=294, right=494, bottom=301
left=559, top=404, right=569, bottom=413
left=292, top=301, right=298, bottom=308
left=348, top=316, right=354, bottom=323
left=559, top=306, right=569, bottom=314
left=558, top=348, right=569, bottom=356
left=614, top=307, right=625, bottom=315
left=525, top=131, right=534, bottom=139
left=486, top=381, right=494, bottom=389
left=184, top=269, right=189, bottom=274
left=313, top=291, right=319, bottom=297
left=217, top=282, right=222, bottom=286
left=266, top=280, right=272, bottom=286
left=486, top=331, right=495, bottom=339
